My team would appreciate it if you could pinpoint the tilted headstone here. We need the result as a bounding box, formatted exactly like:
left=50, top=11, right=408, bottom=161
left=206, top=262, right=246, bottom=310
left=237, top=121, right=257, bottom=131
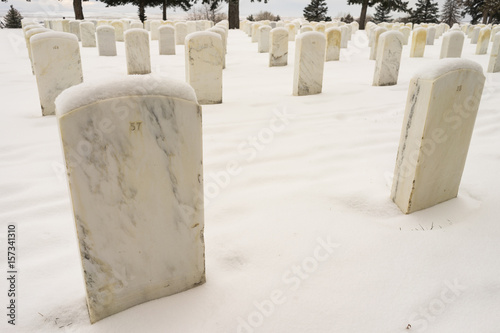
left=150, top=20, right=161, bottom=41
left=97, top=26, right=117, bottom=56
left=54, top=74, right=205, bottom=324
left=391, top=59, right=485, bottom=214
left=31, top=32, right=83, bottom=116
left=370, top=27, right=388, bottom=60
left=175, top=22, right=188, bottom=45
left=69, top=20, right=81, bottom=41
left=373, top=31, right=404, bottom=86
left=440, top=31, right=464, bottom=59
left=476, top=27, right=491, bottom=54
left=159, top=25, right=176, bottom=55
left=293, top=32, right=326, bottom=96
left=410, top=27, right=427, bottom=57
left=426, top=26, right=436, bottom=45
left=325, top=27, right=341, bottom=61
left=111, top=20, right=124, bottom=42
left=269, top=28, right=288, bottom=67
left=487, top=32, right=500, bottom=73
left=185, top=32, right=223, bottom=104
left=258, top=25, right=272, bottom=53
left=81, top=22, right=96, bottom=48
left=125, top=29, right=151, bottom=75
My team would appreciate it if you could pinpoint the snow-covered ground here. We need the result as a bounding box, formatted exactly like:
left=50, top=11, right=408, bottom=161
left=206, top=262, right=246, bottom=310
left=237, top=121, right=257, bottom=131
left=0, top=27, right=500, bottom=333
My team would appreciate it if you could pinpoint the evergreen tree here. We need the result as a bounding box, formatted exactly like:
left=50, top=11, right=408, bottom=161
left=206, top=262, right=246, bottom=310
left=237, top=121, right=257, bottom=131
left=201, top=0, right=269, bottom=29
left=303, top=0, right=331, bottom=22
left=462, top=0, right=500, bottom=24
left=341, top=13, right=354, bottom=23
left=347, top=0, right=408, bottom=29
left=100, top=0, right=191, bottom=22
left=409, top=0, right=440, bottom=23
left=275, top=15, right=280, bottom=21
left=441, top=0, right=461, bottom=26
left=373, top=2, right=392, bottom=23
left=3, top=5, right=23, bottom=28
left=246, top=14, right=254, bottom=21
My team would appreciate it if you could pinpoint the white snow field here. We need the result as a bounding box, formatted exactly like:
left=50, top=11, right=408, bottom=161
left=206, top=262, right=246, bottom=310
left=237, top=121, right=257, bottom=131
left=1, top=26, right=500, bottom=333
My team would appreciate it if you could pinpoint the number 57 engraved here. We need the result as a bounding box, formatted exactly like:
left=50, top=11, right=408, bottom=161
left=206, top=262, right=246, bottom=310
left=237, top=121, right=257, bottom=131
left=130, top=121, right=142, bottom=132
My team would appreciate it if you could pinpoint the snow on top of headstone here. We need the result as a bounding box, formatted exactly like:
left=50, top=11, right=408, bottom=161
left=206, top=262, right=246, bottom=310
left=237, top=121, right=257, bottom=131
left=30, top=31, right=78, bottom=44
left=96, top=25, right=114, bottom=31
left=413, top=59, right=484, bottom=81
left=296, top=31, right=326, bottom=40
left=124, top=28, right=148, bottom=35
left=55, top=75, right=198, bottom=117
left=185, top=31, right=221, bottom=42
left=25, top=28, right=50, bottom=38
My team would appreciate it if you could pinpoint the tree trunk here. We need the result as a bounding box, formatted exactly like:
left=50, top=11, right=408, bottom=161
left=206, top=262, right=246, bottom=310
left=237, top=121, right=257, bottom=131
left=73, top=0, right=84, bottom=20
left=163, top=0, right=167, bottom=21
left=138, top=0, right=146, bottom=23
left=359, top=0, right=368, bottom=30
left=228, top=0, right=239, bottom=29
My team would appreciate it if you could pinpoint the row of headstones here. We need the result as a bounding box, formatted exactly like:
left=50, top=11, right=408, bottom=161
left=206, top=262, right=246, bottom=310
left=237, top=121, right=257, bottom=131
left=52, top=56, right=485, bottom=324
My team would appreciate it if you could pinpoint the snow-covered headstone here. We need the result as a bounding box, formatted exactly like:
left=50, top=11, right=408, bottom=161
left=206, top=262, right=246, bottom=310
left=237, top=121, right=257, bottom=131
left=258, top=25, right=272, bottom=53
left=300, top=26, right=313, bottom=34
left=97, top=25, right=117, bottom=56
left=426, top=26, right=436, bottom=45
left=373, top=31, right=404, bottom=86
left=370, top=27, right=388, bottom=60
left=175, top=22, right=188, bottom=45
left=286, top=23, right=296, bottom=41
left=130, top=22, right=143, bottom=29
left=251, top=23, right=262, bottom=43
left=150, top=20, right=161, bottom=41
left=125, top=29, right=151, bottom=75
left=269, top=28, right=288, bottom=67
left=314, top=23, right=326, bottom=33
left=470, top=26, right=481, bottom=44
left=31, top=32, right=83, bottom=116
left=80, top=22, right=96, bottom=48
left=410, top=28, right=427, bottom=57
left=185, top=32, right=223, bottom=104
left=391, top=59, right=485, bottom=214
left=111, top=20, right=124, bottom=42
left=159, top=25, right=176, bottom=55
left=440, top=31, right=464, bottom=59
left=54, top=75, right=205, bottom=324
left=476, top=27, right=491, bottom=55
left=325, top=27, right=341, bottom=62
left=340, top=25, right=349, bottom=48
left=69, top=20, right=81, bottom=41
left=399, top=26, right=411, bottom=45
left=487, top=32, right=500, bottom=73
left=293, top=32, right=326, bottom=96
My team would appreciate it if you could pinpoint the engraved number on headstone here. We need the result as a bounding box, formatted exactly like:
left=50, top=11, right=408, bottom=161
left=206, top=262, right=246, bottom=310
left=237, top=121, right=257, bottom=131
left=129, top=121, right=142, bottom=132
left=53, top=46, right=59, bottom=50
left=456, top=85, right=462, bottom=92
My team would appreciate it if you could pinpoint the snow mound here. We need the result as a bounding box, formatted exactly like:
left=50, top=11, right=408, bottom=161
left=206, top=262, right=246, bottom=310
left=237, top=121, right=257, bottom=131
left=30, top=31, right=78, bottom=44
left=55, top=74, right=198, bottom=116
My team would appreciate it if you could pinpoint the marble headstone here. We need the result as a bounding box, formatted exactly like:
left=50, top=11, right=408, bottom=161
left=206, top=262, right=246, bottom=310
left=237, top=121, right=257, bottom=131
left=54, top=75, right=205, bottom=323
left=373, top=31, right=404, bottom=86
left=97, top=25, right=117, bottom=56
left=208, top=27, right=227, bottom=69
left=175, top=22, right=188, bottom=45
left=325, top=27, right=341, bottom=62
left=111, top=20, right=124, bottom=42
left=269, top=28, right=288, bottom=67
left=150, top=20, right=161, bottom=41
left=426, top=26, right=436, bottom=45
left=391, top=59, right=485, bottom=214
left=80, top=22, right=96, bottom=48
left=476, top=27, right=491, bottom=55
left=258, top=25, right=272, bottom=53
left=69, top=20, right=81, bottom=41
left=487, top=32, right=500, bottom=73
left=370, top=27, right=388, bottom=60
left=125, top=29, right=151, bottom=75
left=410, top=28, right=427, bottom=57
left=159, top=25, right=176, bottom=55
left=293, top=32, right=326, bottom=96
left=440, top=31, right=464, bottom=59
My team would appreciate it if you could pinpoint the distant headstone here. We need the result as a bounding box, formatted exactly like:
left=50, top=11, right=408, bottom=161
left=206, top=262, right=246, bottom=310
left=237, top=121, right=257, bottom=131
left=175, top=22, right=188, bottom=45
left=54, top=74, right=205, bottom=324
left=293, top=32, right=326, bottom=96
left=410, top=27, right=427, bottom=57
left=391, top=59, right=485, bottom=214
left=426, top=26, right=436, bottom=45
left=325, top=27, right=341, bottom=62
left=125, top=29, right=151, bottom=75
left=470, top=26, right=481, bottom=44
left=159, top=25, right=176, bottom=55
left=258, top=25, right=272, bottom=53
left=487, top=32, right=500, bottom=73
left=373, top=31, right=404, bottom=86
left=80, top=22, right=96, bottom=48
left=150, top=20, right=161, bottom=41
left=97, top=25, right=117, bottom=56
left=269, top=28, right=288, bottom=67
left=69, top=20, right=81, bottom=41
left=111, top=20, right=124, bottom=42
left=476, top=27, right=491, bottom=54
left=399, top=26, right=411, bottom=45
left=370, top=27, right=388, bottom=60
left=440, top=31, right=464, bottom=59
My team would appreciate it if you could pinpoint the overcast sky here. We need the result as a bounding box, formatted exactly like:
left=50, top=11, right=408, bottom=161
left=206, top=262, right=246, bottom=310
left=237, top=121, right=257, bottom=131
left=0, top=0, right=452, bottom=20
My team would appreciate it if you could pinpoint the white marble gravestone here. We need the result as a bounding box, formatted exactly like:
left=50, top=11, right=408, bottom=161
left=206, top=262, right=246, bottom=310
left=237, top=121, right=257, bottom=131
left=286, top=23, right=296, bottom=41
left=491, top=26, right=500, bottom=41
left=81, top=22, right=96, bottom=48
left=97, top=25, right=117, bottom=56
left=31, top=32, right=83, bottom=116
left=26, top=28, right=50, bottom=74
left=130, top=22, right=143, bottom=29
left=175, top=22, right=188, bottom=45
left=476, top=27, right=491, bottom=55
left=440, top=31, right=464, bottom=59
left=399, top=26, right=411, bottom=45
left=185, top=32, right=223, bottom=104
left=258, top=25, right=272, bottom=53
left=314, top=23, right=326, bottom=33
left=111, top=20, right=124, bottom=42
left=150, top=20, right=161, bottom=41
left=410, top=28, right=427, bottom=57
left=373, top=31, right=404, bottom=86
left=300, top=26, right=313, bottom=34
left=125, top=29, right=151, bottom=75
left=340, top=25, right=349, bottom=49
left=208, top=27, right=227, bottom=69
left=187, top=21, right=196, bottom=35
left=251, top=23, right=262, bottom=43
left=269, top=28, right=288, bottom=67
left=69, top=20, right=81, bottom=41
left=370, top=27, right=388, bottom=60
left=54, top=74, right=205, bottom=324
left=470, top=26, right=480, bottom=44
left=487, top=32, right=500, bottom=73
left=325, top=27, right=341, bottom=62
left=159, top=26, right=176, bottom=55
left=426, top=26, right=436, bottom=45
left=293, top=32, right=326, bottom=96
left=391, top=59, right=485, bottom=214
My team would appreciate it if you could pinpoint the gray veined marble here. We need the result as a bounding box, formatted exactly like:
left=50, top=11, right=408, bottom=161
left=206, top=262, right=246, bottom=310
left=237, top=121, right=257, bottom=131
left=373, top=31, right=404, bottom=86
left=269, top=28, right=288, bottom=67
left=293, top=31, right=326, bottom=96
left=97, top=25, right=117, bottom=56
left=125, top=28, right=151, bottom=75
left=55, top=75, right=205, bottom=323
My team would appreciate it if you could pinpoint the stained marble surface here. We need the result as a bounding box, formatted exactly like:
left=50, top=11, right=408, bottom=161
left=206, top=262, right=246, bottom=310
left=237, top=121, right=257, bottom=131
left=81, top=22, right=96, bottom=48
left=55, top=76, right=205, bottom=323
left=269, top=28, right=288, bottom=67
left=97, top=26, right=117, bottom=56
left=325, top=28, right=341, bottom=62
left=391, top=59, right=485, bottom=214
left=209, top=27, right=227, bottom=68
left=410, top=28, right=427, bottom=57
left=31, top=32, right=83, bottom=116
left=373, top=31, right=403, bottom=86
left=440, top=31, right=465, bottom=59
left=125, top=29, right=151, bottom=75
left=185, top=32, right=223, bottom=104
left=111, top=20, right=124, bottom=42
left=488, top=32, right=500, bottom=72
left=476, top=27, right=491, bottom=55
left=293, top=32, right=326, bottom=96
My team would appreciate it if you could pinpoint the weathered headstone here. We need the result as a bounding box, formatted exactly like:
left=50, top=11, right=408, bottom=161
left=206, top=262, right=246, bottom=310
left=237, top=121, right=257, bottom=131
left=440, top=31, right=464, bottom=59
left=54, top=74, right=205, bottom=324
left=69, top=20, right=81, bottom=41
left=391, top=59, right=485, bottom=214
left=125, top=29, right=151, bottom=75
left=26, top=28, right=50, bottom=74
left=111, top=20, right=124, bottom=42
left=97, top=26, right=117, bottom=56
left=325, top=27, right=341, bottom=61
left=370, top=27, right=388, bottom=60
left=293, top=32, right=326, bottom=96
left=373, top=31, right=404, bottom=86
left=399, top=26, right=411, bottom=45
left=185, top=32, right=223, bottom=104
left=410, top=27, right=427, bottom=57
left=470, top=26, right=481, bottom=44
left=158, top=25, right=176, bottom=55
left=175, top=22, right=188, bottom=45
left=476, top=27, right=491, bottom=54
left=81, top=22, right=96, bottom=48
left=269, top=28, right=288, bottom=67
left=150, top=20, right=161, bottom=41
left=487, top=32, right=500, bottom=73
left=426, top=26, right=436, bottom=45
left=258, top=25, right=272, bottom=53
left=208, top=27, right=227, bottom=69
left=31, top=32, right=83, bottom=116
